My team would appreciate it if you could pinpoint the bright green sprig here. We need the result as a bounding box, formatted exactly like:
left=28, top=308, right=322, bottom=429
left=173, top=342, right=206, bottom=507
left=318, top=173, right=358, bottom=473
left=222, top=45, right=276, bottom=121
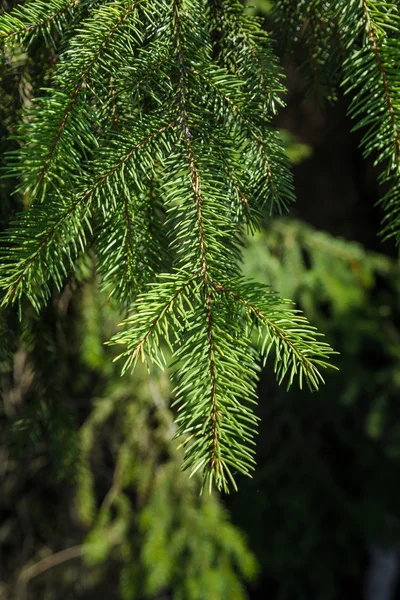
left=0, top=118, right=174, bottom=307
left=110, top=273, right=335, bottom=491
left=111, top=273, right=198, bottom=373
left=7, top=0, right=152, bottom=202
left=214, top=278, right=336, bottom=391
left=0, top=193, right=92, bottom=310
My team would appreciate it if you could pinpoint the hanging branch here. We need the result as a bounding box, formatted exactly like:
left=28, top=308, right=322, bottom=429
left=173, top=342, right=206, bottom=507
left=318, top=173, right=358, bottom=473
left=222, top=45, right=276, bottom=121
left=0, top=0, right=335, bottom=491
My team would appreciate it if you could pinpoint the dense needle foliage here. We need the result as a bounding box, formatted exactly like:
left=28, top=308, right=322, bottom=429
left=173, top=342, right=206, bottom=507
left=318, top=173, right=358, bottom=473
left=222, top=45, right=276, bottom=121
left=1, top=0, right=400, bottom=493
left=2, top=0, right=400, bottom=598
left=0, top=0, right=337, bottom=492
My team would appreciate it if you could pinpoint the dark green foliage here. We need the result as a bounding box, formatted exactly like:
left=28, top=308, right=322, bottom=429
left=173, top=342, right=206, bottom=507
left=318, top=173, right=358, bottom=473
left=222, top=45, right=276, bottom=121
left=272, top=0, right=343, bottom=102
left=271, top=0, right=400, bottom=243
left=340, top=0, right=400, bottom=242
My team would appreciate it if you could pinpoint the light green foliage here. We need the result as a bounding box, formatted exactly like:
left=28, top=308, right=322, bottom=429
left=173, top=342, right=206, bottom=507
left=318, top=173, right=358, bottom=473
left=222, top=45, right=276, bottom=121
left=0, top=0, right=335, bottom=491
left=278, top=129, right=313, bottom=164
left=243, top=218, right=395, bottom=315
left=0, top=0, right=80, bottom=51
left=246, top=0, right=272, bottom=16
left=79, top=384, right=258, bottom=599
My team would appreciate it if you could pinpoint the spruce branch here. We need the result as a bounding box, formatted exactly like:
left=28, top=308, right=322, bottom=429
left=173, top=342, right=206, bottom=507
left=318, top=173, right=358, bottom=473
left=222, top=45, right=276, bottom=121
left=190, top=66, right=294, bottom=215
left=211, top=279, right=336, bottom=390
left=90, top=119, right=176, bottom=201
left=0, top=0, right=79, bottom=49
left=0, top=194, right=92, bottom=309
left=172, top=298, right=260, bottom=493
left=0, top=119, right=175, bottom=307
left=213, top=145, right=252, bottom=218
left=0, top=0, right=336, bottom=491
left=111, top=273, right=199, bottom=373
left=8, top=0, right=146, bottom=199
left=171, top=1, right=242, bottom=489
left=272, top=0, right=342, bottom=102
left=111, top=273, right=335, bottom=491
left=95, top=185, right=168, bottom=303
left=341, top=0, right=400, bottom=241
left=209, top=0, right=286, bottom=113
left=361, top=0, right=400, bottom=162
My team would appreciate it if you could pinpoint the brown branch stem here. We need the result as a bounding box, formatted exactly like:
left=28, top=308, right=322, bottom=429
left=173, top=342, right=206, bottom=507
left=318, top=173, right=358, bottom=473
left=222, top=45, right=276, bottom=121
left=173, top=0, right=220, bottom=467
left=18, top=545, right=82, bottom=584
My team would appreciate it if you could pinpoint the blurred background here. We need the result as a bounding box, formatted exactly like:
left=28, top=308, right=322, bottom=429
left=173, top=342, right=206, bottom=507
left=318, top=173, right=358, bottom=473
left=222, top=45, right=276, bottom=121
left=2, top=0, right=400, bottom=598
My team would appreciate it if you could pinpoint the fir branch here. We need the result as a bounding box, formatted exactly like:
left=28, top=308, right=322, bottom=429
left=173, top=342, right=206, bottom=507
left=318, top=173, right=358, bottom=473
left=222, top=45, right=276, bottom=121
left=1, top=122, right=173, bottom=306
left=0, top=0, right=79, bottom=48
left=170, top=291, right=260, bottom=492
left=183, top=144, right=209, bottom=275
left=95, top=186, right=168, bottom=303
left=204, top=288, right=219, bottom=475
left=0, top=0, right=336, bottom=491
left=271, top=0, right=300, bottom=53
left=17, top=545, right=83, bottom=588
left=0, top=195, right=92, bottom=309
left=214, top=145, right=251, bottom=216
left=95, top=196, right=140, bottom=302
left=12, top=0, right=144, bottom=198
left=39, top=0, right=140, bottom=176
left=90, top=121, right=177, bottom=191
left=190, top=66, right=294, bottom=214
left=306, top=10, right=322, bottom=95
left=59, top=0, right=142, bottom=92
left=211, top=279, right=336, bottom=390
left=34, top=85, right=85, bottom=189
left=111, top=273, right=199, bottom=373
left=272, top=0, right=342, bottom=102
left=172, top=0, right=225, bottom=483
